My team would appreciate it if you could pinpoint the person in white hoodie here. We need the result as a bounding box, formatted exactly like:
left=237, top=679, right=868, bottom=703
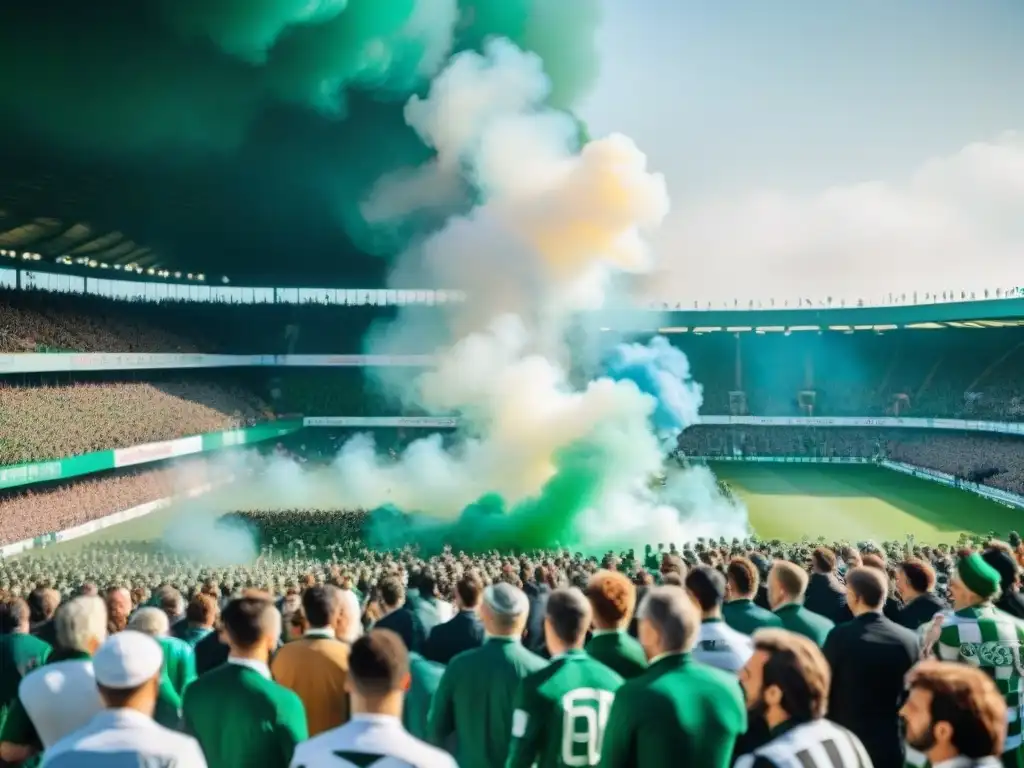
left=685, top=565, right=754, bottom=674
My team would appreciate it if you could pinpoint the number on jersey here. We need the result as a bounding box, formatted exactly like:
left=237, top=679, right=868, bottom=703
left=560, top=688, right=615, bottom=767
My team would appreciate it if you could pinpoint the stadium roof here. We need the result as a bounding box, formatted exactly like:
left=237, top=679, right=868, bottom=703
left=619, top=296, right=1024, bottom=333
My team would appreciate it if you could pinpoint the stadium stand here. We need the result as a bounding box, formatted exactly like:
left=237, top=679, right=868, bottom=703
left=3, top=278, right=1024, bottom=767
left=0, top=374, right=271, bottom=464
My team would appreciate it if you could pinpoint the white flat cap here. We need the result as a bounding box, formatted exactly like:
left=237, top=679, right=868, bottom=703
left=93, top=630, right=164, bottom=689
left=484, top=583, right=529, bottom=617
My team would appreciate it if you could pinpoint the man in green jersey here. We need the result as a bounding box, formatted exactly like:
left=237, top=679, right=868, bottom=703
left=508, top=587, right=624, bottom=768
left=723, top=557, right=783, bottom=636
left=599, top=586, right=746, bottom=768
left=0, top=599, right=51, bottom=733
left=584, top=571, right=648, bottom=680
left=128, top=607, right=197, bottom=698
left=922, top=552, right=1024, bottom=768
left=183, top=595, right=308, bottom=768
left=428, top=582, right=546, bottom=767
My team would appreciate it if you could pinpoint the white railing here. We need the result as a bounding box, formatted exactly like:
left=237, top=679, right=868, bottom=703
left=2, top=264, right=1021, bottom=310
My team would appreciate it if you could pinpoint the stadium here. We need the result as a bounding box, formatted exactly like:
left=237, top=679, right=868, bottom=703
left=3, top=283, right=1024, bottom=558
left=2, top=3, right=1024, bottom=768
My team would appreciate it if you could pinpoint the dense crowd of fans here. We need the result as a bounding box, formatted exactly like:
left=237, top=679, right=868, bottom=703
left=4, top=287, right=1024, bottom=422
left=0, top=375, right=270, bottom=464
left=0, top=460, right=226, bottom=547
left=2, top=508, right=1024, bottom=767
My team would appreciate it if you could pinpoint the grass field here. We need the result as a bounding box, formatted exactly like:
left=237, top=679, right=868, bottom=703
left=712, top=463, right=1022, bottom=545
left=24, top=463, right=1024, bottom=557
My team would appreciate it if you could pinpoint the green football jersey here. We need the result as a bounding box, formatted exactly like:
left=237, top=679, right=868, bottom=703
left=929, top=605, right=1024, bottom=753
left=507, top=650, right=624, bottom=768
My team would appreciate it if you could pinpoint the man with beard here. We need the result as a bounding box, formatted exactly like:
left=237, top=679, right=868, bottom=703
left=735, top=628, right=870, bottom=768
left=901, top=661, right=1006, bottom=768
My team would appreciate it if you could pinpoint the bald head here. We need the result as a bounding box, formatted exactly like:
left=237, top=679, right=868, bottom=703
left=636, top=586, right=700, bottom=659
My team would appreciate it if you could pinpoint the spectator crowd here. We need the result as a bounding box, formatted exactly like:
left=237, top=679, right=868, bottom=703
left=0, top=376, right=271, bottom=465
left=2, top=516, right=1024, bottom=767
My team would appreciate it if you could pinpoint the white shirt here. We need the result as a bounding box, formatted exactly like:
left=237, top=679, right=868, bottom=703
left=692, top=619, right=753, bottom=674
left=434, top=600, right=454, bottom=623
left=42, top=709, right=207, bottom=767
left=18, top=659, right=103, bottom=749
left=340, top=590, right=363, bottom=643
left=289, top=713, right=456, bottom=768
left=227, top=657, right=272, bottom=680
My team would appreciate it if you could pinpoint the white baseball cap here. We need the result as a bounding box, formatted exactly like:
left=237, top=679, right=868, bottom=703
left=93, top=631, right=164, bottom=689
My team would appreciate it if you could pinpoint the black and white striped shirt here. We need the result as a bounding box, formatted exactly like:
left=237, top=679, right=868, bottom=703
left=734, top=718, right=873, bottom=768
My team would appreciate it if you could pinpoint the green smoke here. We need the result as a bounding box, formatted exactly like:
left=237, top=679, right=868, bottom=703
left=0, top=1, right=600, bottom=257
left=0, top=2, right=599, bottom=152
left=365, top=437, right=613, bottom=555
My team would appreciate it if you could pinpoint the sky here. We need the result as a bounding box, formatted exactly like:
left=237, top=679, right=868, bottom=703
left=580, top=0, right=1024, bottom=306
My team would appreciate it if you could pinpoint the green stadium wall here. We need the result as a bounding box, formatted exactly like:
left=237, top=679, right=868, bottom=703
left=0, top=420, right=302, bottom=491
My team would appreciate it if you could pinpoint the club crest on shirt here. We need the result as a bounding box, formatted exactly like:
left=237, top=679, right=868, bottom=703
left=959, top=640, right=1023, bottom=672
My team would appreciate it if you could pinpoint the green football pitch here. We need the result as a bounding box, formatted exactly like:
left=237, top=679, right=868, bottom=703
left=711, top=463, right=1023, bottom=545
left=24, top=463, right=1024, bottom=557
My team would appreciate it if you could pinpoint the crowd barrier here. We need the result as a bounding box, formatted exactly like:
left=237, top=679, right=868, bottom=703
left=4, top=413, right=1023, bottom=493
left=0, top=481, right=221, bottom=558
left=0, top=421, right=301, bottom=492
left=688, top=455, right=871, bottom=464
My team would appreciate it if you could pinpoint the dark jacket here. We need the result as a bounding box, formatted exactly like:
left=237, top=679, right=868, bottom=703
left=423, top=610, right=485, bottom=665
left=995, top=589, right=1024, bottom=620
left=823, top=612, right=918, bottom=768
left=523, top=582, right=552, bottom=657
left=194, top=629, right=230, bottom=677
left=804, top=572, right=853, bottom=625
left=375, top=606, right=427, bottom=654
left=895, top=591, right=946, bottom=630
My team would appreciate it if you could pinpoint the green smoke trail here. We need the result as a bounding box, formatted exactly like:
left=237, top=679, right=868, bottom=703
left=365, top=436, right=612, bottom=555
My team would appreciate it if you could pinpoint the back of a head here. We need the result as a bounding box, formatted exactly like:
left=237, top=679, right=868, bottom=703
left=0, top=597, right=30, bottom=634
left=301, top=585, right=342, bottom=629
left=847, top=567, right=887, bottom=610
left=156, top=585, right=184, bottom=618
left=379, top=577, right=405, bottom=609
left=685, top=566, right=726, bottom=613
left=771, top=561, right=809, bottom=602
left=221, top=596, right=278, bottom=650
left=349, top=629, right=409, bottom=699
left=455, top=572, right=484, bottom=609
left=900, top=557, right=937, bottom=594
left=545, top=588, right=592, bottom=648
left=419, top=571, right=437, bottom=598
left=483, top=582, right=529, bottom=635
left=811, top=547, right=837, bottom=574
left=127, top=606, right=171, bottom=638
left=860, top=553, right=888, bottom=572
left=752, top=628, right=831, bottom=721
left=636, top=585, right=699, bottom=654
left=56, top=595, right=108, bottom=654
left=907, top=661, right=1008, bottom=758
left=585, top=570, right=636, bottom=630
left=727, top=557, right=760, bottom=598
left=185, top=593, right=218, bottom=626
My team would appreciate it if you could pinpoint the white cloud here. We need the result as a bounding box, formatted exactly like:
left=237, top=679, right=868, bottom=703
left=645, top=132, right=1024, bottom=306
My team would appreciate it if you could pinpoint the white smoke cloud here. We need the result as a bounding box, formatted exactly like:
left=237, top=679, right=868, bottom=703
left=645, top=131, right=1024, bottom=306
left=339, top=39, right=748, bottom=546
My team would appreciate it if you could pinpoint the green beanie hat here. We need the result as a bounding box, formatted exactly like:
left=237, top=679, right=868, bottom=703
left=957, top=552, right=1002, bottom=599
